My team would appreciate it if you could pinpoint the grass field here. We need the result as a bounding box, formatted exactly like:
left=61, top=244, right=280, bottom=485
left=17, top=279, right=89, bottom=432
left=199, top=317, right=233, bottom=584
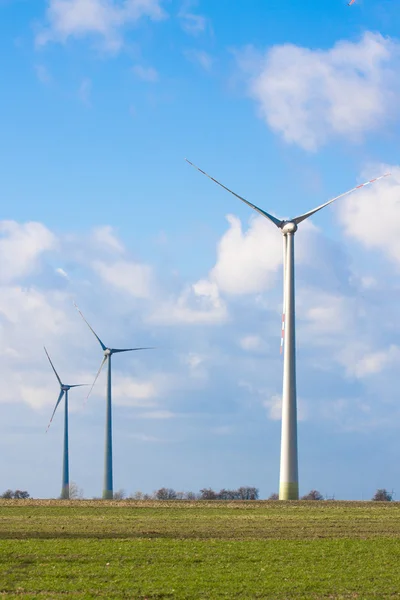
left=0, top=500, right=400, bottom=599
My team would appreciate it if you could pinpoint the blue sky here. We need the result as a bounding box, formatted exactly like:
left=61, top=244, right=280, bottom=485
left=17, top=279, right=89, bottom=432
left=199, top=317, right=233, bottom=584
left=1, top=0, right=400, bottom=500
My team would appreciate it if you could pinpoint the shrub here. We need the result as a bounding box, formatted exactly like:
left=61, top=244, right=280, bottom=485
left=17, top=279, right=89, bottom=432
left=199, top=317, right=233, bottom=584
left=301, top=490, right=324, bottom=501
left=372, top=489, right=393, bottom=501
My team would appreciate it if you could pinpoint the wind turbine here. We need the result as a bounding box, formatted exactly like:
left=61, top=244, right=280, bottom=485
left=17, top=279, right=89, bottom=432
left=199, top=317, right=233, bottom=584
left=74, top=303, right=154, bottom=500
left=45, top=346, right=87, bottom=500
left=186, top=159, right=390, bottom=500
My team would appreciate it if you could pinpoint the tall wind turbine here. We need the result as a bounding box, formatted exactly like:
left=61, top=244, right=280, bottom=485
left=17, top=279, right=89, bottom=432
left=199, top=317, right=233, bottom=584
left=186, top=159, right=390, bottom=500
left=45, top=346, right=87, bottom=500
left=74, top=303, right=153, bottom=500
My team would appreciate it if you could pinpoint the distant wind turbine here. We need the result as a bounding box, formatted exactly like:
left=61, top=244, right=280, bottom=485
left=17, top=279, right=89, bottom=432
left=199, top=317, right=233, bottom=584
left=74, top=303, right=154, bottom=500
left=186, top=159, right=390, bottom=500
left=45, top=346, right=87, bottom=500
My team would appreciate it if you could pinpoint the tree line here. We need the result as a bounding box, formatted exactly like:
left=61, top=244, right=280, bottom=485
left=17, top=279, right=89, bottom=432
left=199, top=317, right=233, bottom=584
left=0, top=487, right=395, bottom=501
left=114, top=486, right=260, bottom=501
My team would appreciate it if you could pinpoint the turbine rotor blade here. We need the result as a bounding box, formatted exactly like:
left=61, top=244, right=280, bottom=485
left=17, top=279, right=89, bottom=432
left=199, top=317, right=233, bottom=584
left=73, top=302, right=107, bottom=351
left=68, top=384, right=89, bottom=388
left=111, top=347, right=155, bottom=354
left=46, top=389, right=65, bottom=432
left=44, top=346, right=62, bottom=386
left=292, top=173, right=391, bottom=225
left=86, top=356, right=107, bottom=403
left=185, top=159, right=283, bottom=228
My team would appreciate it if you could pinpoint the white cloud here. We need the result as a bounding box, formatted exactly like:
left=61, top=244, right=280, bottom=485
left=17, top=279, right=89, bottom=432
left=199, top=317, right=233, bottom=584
left=37, top=0, right=166, bottom=51
left=91, top=226, right=124, bottom=254
left=184, top=49, right=213, bottom=71
left=56, top=267, right=69, bottom=279
left=340, top=344, right=400, bottom=379
left=185, top=353, right=203, bottom=369
left=239, top=335, right=263, bottom=352
left=111, top=374, right=158, bottom=406
left=263, top=394, right=307, bottom=421
left=0, top=221, right=56, bottom=283
left=210, top=214, right=282, bottom=295
left=338, top=165, right=400, bottom=263
left=178, top=1, right=207, bottom=35
left=263, top=394, right=283, bottom=421
left=149, top=279, right=227, bottom=325
left=2, top=203, right=400, bottom=438
left=0, top=287, right=66, bottom=339
left=133, top=64, right=159, bottom=82
left=300, top=289, right=355, bottom=338
left=239, top=32, right=400, bottom=150
left=92, top=259, right=153, bottom=298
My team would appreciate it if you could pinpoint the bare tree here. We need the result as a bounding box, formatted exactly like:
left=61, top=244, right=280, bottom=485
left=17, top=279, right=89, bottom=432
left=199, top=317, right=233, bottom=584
left=155, top=488, right=177, bottom=500
left=113, top=489, right=126, bottom=500
left=237, top=487, right=259, bottom=500
left=185, top=491, right=198, bottom=500
left=199, top=488, right=218, bottom=500
left=301, top=490, right=324, bottom=501
left=129, top=491, right=145, bottom=500
left=268, top=493, right=279, bottom=500
left=218, top=489, right=234, bottom=500
left=69, top=482, right=84, bottom=500
left=1, top=490, right=30, bottom=499
left=1, top=490, right=14, bottom=499
left=372, top=489, right=393, bottom=501
left=13, top=490, right=30, bottom=499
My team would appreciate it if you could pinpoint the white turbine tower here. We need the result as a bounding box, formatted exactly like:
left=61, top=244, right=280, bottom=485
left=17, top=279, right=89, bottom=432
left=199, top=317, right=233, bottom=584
left=74, top=303, right=154, bottom=500
left=186, top=159, right=390, bottom=500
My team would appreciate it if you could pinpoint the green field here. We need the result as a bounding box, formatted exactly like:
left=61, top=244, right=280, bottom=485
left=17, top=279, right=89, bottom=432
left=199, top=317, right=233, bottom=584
left=1, top=500, right=400, bottom=599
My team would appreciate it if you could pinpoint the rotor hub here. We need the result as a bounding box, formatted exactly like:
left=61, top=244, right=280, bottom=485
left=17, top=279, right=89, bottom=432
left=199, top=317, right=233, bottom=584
left=281, top=221, right=298, bottom=234
left=104, top=348, right=111, bottom=356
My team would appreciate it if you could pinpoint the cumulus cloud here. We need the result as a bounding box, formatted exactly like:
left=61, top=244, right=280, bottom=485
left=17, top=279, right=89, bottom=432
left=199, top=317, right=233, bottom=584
left=149, top=279, right=227, bottom=325
left=238, top=32, right=400, bottom=150
left=210, top=214, right=282, bottom=295
left=92, top=259, right=153, bottom=298
left=111, top=374, right=158, bottom=406
left=0, top=221, right=56, bottom=283
left=239, top=335, right=263, bottom=352
left=178, top=1, right=207, bottom=35
left=338, top=165, right=400, bottom=263
left=37, top=0, right=166, bottom=51
left=263, top=394, right=308, bottom=421
left=341, top=344, right=400, bottom=379
left=2, top=202, right=400, bottom=436
left=91, top=226, right=124, bottom=254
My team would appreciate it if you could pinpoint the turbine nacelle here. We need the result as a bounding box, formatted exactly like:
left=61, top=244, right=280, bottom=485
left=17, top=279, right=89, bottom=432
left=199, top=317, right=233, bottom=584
left=281, top=221, right=298, bottom=234
left=104, top=348, right=112, bottom=356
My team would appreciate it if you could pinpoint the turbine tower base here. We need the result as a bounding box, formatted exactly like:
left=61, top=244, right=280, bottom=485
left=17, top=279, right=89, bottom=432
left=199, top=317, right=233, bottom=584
left=60, top=485, right=69, bottom=500
left=279, top=482, right=299, bottom=500
left=103, top=490, right=113, bottom=500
